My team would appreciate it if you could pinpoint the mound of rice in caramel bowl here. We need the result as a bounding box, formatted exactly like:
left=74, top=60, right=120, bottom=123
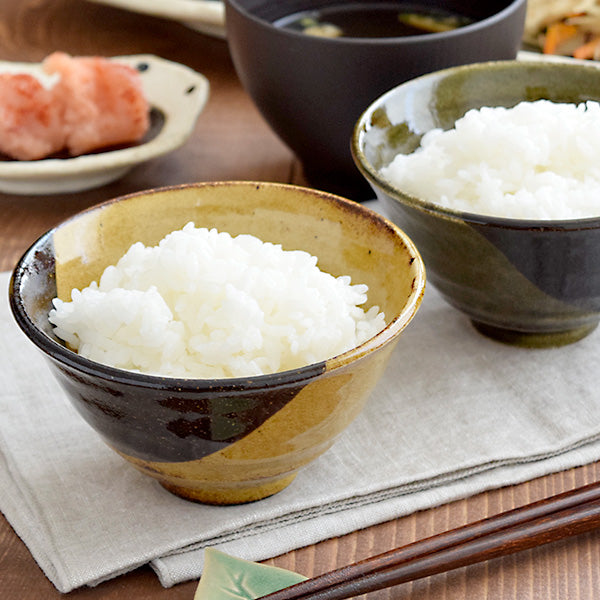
left=10, top=181, right=425, bottom=503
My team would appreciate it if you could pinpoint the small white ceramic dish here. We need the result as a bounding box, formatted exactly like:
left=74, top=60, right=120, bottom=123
left=0, top=54, right=209, bottom=195
left=87, top=0, right=226, bottom=38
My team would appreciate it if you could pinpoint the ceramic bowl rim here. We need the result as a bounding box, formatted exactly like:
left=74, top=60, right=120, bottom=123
left=9, top=181, right=426, bottom=392
left=352, top=59, right=600, bottom=231
left=225, top=0, right=527, bottom=46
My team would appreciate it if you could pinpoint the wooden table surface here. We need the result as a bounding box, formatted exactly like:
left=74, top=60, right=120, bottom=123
left=1, top=1, right=600, bottom=598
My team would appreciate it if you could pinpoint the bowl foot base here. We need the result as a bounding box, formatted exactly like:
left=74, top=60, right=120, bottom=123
left=471, top=320, right=599, bottom=348
left=159, top=472, right=298, bottom=505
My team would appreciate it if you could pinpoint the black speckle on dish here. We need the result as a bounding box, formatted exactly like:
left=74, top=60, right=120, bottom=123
left=185, top=85, right=196, bottom=94
left=136, top=62, right=150, bottom=72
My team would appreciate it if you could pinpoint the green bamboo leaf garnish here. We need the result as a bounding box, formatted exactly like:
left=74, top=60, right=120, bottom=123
left=195, top=548, right=307, bottom=600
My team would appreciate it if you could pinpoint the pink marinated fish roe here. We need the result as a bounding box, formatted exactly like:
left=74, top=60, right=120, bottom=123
left=0, top=52, right=150, bottom=161
left=44, top=52, right=150, bottom=156
left=0, top=73, right=66, bottom=160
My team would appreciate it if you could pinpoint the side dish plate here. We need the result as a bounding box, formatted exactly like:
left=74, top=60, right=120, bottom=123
left=0, top=54, right=209, bottom=195
left=86, top=0, right=226, bottom=38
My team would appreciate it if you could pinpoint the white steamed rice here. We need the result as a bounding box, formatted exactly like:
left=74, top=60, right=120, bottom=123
left=49, top=223, right=386, bottom=378
left=380, top=99, right=600, bottom=220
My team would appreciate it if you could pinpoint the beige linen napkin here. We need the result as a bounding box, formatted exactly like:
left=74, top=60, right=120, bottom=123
left=2, top=256, right=600, bottom=592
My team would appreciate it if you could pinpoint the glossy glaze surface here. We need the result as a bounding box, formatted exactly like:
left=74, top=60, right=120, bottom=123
left=353, top=60, right=600, bottom=347
left=9, top=181, right=425, bottom=503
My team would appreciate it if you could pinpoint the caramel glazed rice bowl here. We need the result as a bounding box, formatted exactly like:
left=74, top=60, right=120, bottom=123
left=353, top=59, right=600, bottom=348
left=9, top=181, right=425, bottom=504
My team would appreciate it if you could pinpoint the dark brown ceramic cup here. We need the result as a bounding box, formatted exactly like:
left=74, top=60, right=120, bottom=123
left=225, top=0, right=527, bottom=200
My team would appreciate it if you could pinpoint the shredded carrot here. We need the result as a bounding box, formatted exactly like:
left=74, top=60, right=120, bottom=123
left=573, top=35, right=600, bottom=59
left=543, top=22, right=579, bottom=54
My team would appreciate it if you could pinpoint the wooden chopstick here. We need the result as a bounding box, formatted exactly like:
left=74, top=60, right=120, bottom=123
left=259, top=481, right=600, bottom=600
